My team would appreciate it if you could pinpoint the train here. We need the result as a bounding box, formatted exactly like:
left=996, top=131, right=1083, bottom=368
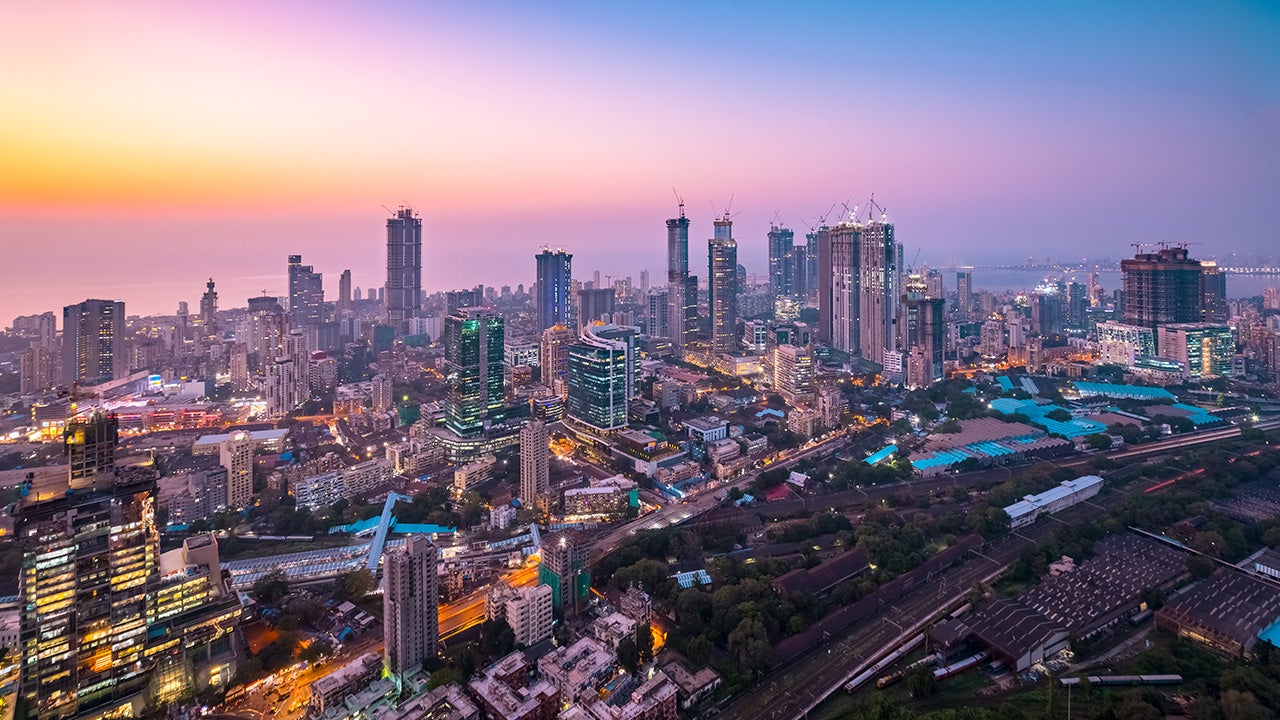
left=1059, top=675, right=1182, bottom=687
left=932, top=651, right=990, bottom=681
left=876, top=652, right=944, bottom=688
left=844, top=634, right=925, bottom=694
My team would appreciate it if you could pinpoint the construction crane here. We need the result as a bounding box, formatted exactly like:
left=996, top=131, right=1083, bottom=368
left=672, top=188, right=685, bottom=217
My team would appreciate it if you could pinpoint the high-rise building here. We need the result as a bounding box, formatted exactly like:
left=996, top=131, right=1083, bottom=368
left=646, top=291, right=669, bottom=339
left=1097, top=321, right=1156, bottom=366
left=767, top=225, right=795, bottom=305
left=956, top=271, right=973, bottom=318
left=535, top=249, right=574, bottom=331
left=577, top=288, right=615, bottom=329
left=1121, top=246, right=1204, bottom=348
left=385, top=208, right=423, bottom=334
left=444, top=308, right=505, bottom=435
left=817, top=224, right=858, bottom=353
left=1157, top=324, right=1235, bottom=378
left=1066, top=282, right=1088, bottom=328
left=65, top=411, right=119, bottom=486
left=901, top=294, right=946, bottom=388
left=285, top=328, right=310, bottom=407
left=62, top=299, right=125, bottom=387
left=539, top=530, right=590, bottom=612
left=265, top=356, right=297, bottom=418
left=1200, top=261, right=1228, bottom=322
left=287, top=255, right=324, bottom=328
left=520, top=419, right=550, bottom=515
left=229, top=343, right=249, bottom=391
left=540, top=324, right=575, bottom=397
left=371, top=373, right=393, bottom=413
left=383, top=535, right=439, bottom=677
left=221, top=431, right=254, bottom=508
left=772, top=344, right=813, bottom=404
left=708, top=217, right=738, bottom=353
left=18, top=413, right=159, bottom=720
left=566, top=325, right=634, bottom=432
left=20, top=342, right=55, bottom=394
left=666, top=207, right=696, bottom=356
left=338, top=269, right=353, bottom=318
left=857, top=219, right=901, bottom=365
left=200, top=278, right=218, bottom=331
left=245, top=296, right=285, bottom=371
left=445, top=288, right=482, bottom=315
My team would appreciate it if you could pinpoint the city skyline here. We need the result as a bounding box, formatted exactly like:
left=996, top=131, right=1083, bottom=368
left=3, top=2, right=1279, bottom=318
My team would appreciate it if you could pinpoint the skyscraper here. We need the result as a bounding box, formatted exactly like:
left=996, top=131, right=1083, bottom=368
left=338, top=269, right=353, bottom=318
left=287, top=255, right=324, bottom=328
left=18, top=413, right=159, bottom=720
left=444, top=308, right=505, bottom=435
left=540, top=324, right=575, bottom=397
left=265, top=356, right=297, bottom=418
left=901, top=294, right=946, bottom=388
left=200, top=278, right=218, bottom=331
left=535, top=249, right=574, bottom=331
left=577, top=288, right=616, bottom=329
left=956, top=270, right=973, bottom=318
left=62, top=299, right=125, bottom=387
left=385, top=208, right=423, bottom=335
left=65, top=410, right=118, bottom=486
left=566, top=325, right=633, bottom=432
left=383, top=535, right=439, bottom=677
left=221, top=431, right=254, bottom=508
left=666, top=206, right=695, bottom=356
left=371, top=373, right=393, bottom=413
left=767, top=225, right=795, bottom=305
left=817, top=224, right=859, bottom=353
left=1121, top=245, right=1204, bottom=347
left=708, top=217, right=738, bottom=354
left=857, top=219, right=901, bottom=365
left=1200, top=260, right=1228, bottom=322
left=520, top=419, right=550, bottom=515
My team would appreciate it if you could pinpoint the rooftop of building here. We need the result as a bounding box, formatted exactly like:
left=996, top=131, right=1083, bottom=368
left=965, top=597, right=1067, bottom=664
left=1004, top=476, right=1103, bottom=520
left=1161, top=569, right=1280, bottom=652
left=684, top=416, right=728, bottom=432
left=772, top=547, right=871, bottom=596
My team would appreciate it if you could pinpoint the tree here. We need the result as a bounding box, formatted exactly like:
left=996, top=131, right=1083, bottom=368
left=617, top=636, right=641, bottom=673
left=727, top=615, right=771, bottom=674
left=299, top=638, right=333, bottom=663
left=337, top=568, right=375, bottom=600
left=479, top=618, right=516, bottom=657
left=636, top=623, right=655, bottom=662
left=252, top=569, right=290, bottom=605
left=427, top=667, right=463, bottom=690
left=905, top=665, right=937, bottom=697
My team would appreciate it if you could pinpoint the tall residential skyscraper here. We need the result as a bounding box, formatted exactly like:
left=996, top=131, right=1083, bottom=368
left=200, top=278, right=218, bottom=330
left=444, top=308, right=505, bottom=435
left=287, top=255, right=324, bottom=328
left=666, top=206, right=695, bottom=356
left=767, top=225, right=795, bottom=305
left=535, top=249, right=574, bottom=331
left=1121, top=246, right=1204, bottom=348
left=956, top=270, right=973, bottom=318
left=817, top=224, right=859, bottom=353
left=265, top=356, right=297, bottom=418
left=371, top=373, right=393, bottom=413
left=385, top=208, right=423, bottom=334
left=858, top=220, right=901, bottom=365
left=540, top=324, right=575, bottom=397
left=338, top=269, right=353, bottom=317
left=383, top=535, right=439, bottom=677
left=566, top=325, right=634, bottom=432
left=709, top=217, right=738, bottom=354
left=520, top=419, right=550, bottom=514
left=19, top=413, right=159, bottom=720
left=221, top=431, right=254, bottom=508
left=62, top=299, right=125, bottom=387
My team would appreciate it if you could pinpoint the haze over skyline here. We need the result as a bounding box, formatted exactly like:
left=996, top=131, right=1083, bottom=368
left=2, top=1, right=1277, bottom=318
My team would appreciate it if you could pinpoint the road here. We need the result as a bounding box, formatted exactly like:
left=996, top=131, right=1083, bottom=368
left=439, top=563, right=539, bottom=638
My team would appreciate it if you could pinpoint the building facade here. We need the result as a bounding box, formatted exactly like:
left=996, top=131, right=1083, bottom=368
left=444, top=308, right=505, bottom=435
left=535, top=249, right=574, bottom=331
left=383, top=535, right=439, bottom=677
left=708, top=219, right=738, bottom=354
left=385, top=208, right=424, bottom=334
left=62, top=299, right=125, bottom=387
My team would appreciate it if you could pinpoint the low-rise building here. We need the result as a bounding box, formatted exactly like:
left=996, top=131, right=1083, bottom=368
left=455, top=454, right=498, bottom=494
left=1004, top=476, right=1103, bottom=528
left=591, top=612, right=637, bottom=651
left=684, top=416, right=728, bottom=444
left=537, top=637, right=614, bottom=698
left=312, top=652, right=383, bottom=713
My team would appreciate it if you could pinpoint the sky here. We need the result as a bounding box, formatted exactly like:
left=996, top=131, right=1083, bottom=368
left=1, top=0, right=1278, bottom=319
